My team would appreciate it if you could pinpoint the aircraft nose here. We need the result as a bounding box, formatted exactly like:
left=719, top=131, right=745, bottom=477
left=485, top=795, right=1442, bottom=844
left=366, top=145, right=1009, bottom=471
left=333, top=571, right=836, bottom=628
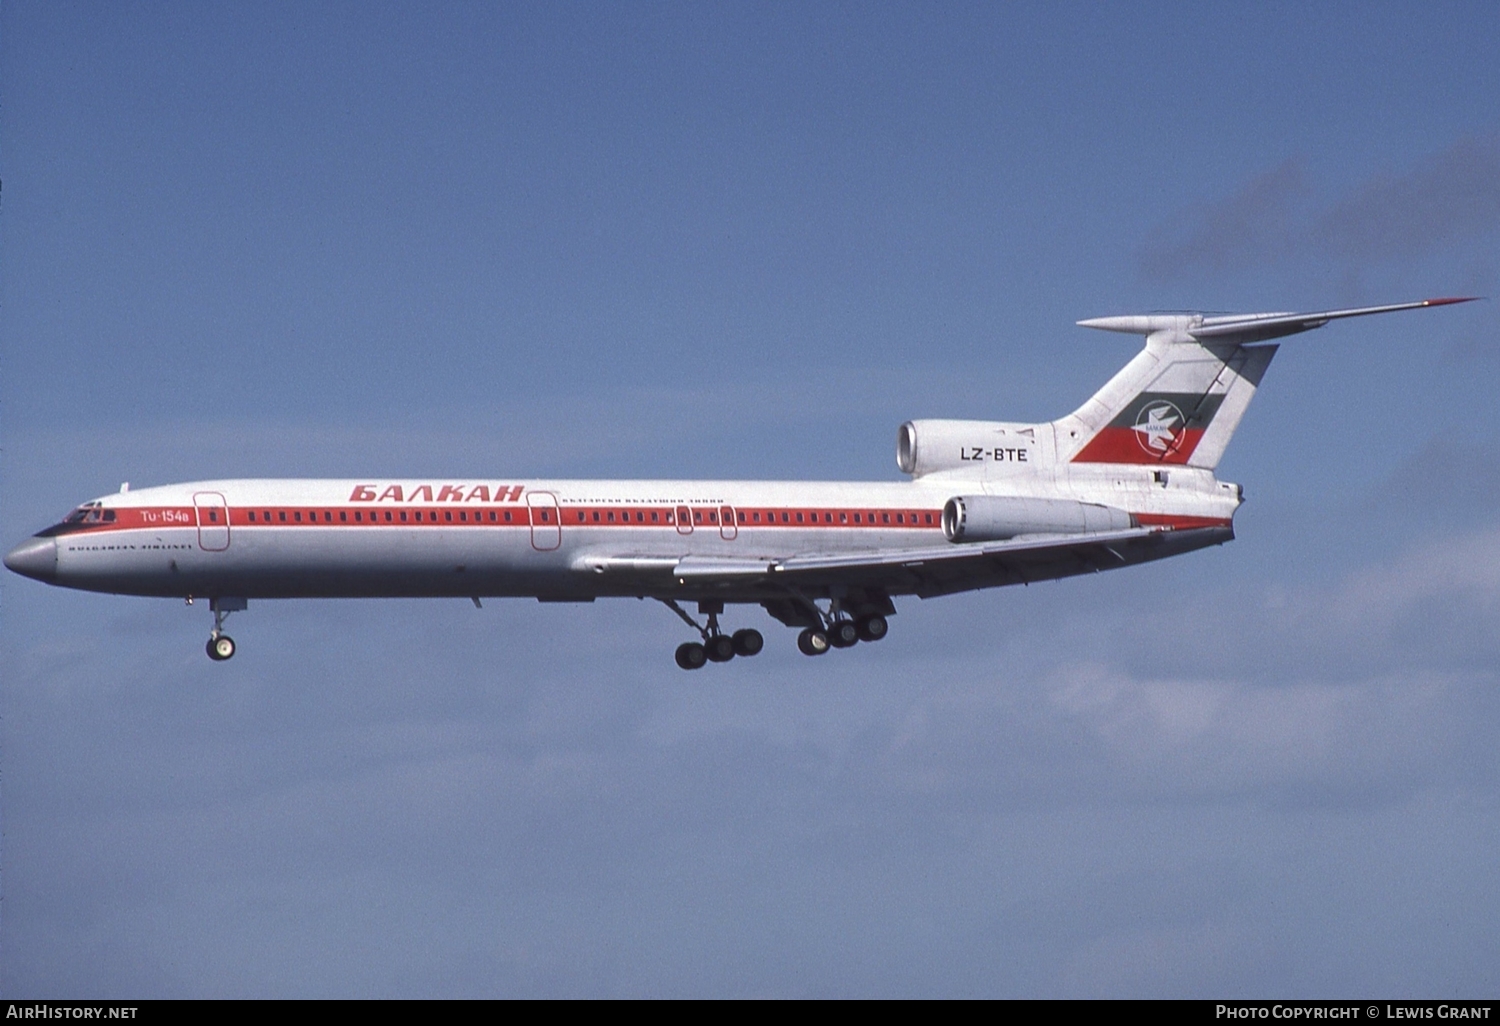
left=4, top=536, right=58, bottom=582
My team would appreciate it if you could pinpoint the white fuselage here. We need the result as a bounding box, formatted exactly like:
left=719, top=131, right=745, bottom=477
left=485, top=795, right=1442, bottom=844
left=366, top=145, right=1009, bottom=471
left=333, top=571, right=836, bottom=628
left=22, top=469, right=1238, bottom=603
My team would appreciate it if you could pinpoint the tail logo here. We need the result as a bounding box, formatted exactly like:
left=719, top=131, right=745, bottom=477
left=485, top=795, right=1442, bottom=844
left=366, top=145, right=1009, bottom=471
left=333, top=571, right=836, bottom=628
left=1131, top=400, right=1186, bottom=456
left=1071, top=391, right=1223, bottom=465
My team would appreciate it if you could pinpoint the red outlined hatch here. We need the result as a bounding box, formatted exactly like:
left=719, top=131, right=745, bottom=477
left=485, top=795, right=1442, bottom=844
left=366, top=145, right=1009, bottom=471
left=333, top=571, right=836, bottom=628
left=527, top=491, right=561, bottom=551
left=193, top=492, right=231, bottom=551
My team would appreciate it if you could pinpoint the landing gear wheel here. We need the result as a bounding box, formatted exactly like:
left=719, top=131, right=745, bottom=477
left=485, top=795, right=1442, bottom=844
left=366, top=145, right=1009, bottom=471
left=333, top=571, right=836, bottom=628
left=675, top=642, right=708, bottom=670
left=731, top=628, right=764, bottom=657
left=705, top=634, right=737, bottom=662
left=207, top=635, right=236, bottom=661
left=855, top=615, right=888, bottom=642
left=797, top=628, right=830, bottom=656
left=828, top=620, right=860, bottom=648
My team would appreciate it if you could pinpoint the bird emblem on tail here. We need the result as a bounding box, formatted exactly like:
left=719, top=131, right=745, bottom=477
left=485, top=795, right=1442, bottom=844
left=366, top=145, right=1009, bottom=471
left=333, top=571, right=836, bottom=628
left=1131, top=400, right=1185, bottom=456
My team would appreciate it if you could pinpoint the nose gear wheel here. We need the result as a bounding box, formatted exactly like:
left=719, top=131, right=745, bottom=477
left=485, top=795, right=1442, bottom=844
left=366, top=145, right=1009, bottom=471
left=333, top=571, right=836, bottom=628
left=203, top=597, right=246, bottom=661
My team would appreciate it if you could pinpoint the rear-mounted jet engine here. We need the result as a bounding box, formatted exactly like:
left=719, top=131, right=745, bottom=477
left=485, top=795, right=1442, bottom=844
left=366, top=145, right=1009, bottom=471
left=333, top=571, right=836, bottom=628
left=942, top=495, right=1134, bottom=542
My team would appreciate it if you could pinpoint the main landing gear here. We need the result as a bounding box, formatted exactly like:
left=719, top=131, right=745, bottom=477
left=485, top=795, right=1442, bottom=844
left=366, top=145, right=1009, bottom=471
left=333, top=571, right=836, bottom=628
left=660, top=597, right=890, bottom=667
left=795, top=614, right=888, bottom=658
left=661, top=599, right=764, bottom=670
left=195, top=596, right=247, bottom=662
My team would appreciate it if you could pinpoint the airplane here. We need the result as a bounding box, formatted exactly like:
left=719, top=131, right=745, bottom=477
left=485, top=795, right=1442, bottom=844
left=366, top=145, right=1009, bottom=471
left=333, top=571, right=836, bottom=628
left=5, top=298, right=1475, bottom=668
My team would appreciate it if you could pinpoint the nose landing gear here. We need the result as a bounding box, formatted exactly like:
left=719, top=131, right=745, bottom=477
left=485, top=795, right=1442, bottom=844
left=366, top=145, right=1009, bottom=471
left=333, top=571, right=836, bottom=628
left=198, top=596, right=247, bottom=661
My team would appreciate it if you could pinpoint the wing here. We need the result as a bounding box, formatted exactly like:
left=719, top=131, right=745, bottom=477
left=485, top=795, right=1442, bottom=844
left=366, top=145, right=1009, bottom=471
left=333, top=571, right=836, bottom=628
left=575, top=525, right=1232, bottom=599
left=762, top=525, right=1231, bottom=597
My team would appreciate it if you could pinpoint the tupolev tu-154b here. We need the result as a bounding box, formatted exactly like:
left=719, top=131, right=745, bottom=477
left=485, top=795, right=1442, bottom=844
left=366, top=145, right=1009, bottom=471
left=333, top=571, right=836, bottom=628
left=5, top=298, right=1475, bottom=667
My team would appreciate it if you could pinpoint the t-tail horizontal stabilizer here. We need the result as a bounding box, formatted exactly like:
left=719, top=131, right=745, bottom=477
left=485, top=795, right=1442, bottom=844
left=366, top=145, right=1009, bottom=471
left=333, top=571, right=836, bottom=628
left=1077, top=297, right=1479, bottom=346
left=1060, top=297, right=1479, bottom=469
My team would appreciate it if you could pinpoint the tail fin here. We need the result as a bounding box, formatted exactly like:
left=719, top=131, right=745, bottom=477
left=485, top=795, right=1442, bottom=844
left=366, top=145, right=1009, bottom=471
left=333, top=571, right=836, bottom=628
left=1059, top=330, right=1275, bottom=469
left=1057, top=298, right=1477, bottom=470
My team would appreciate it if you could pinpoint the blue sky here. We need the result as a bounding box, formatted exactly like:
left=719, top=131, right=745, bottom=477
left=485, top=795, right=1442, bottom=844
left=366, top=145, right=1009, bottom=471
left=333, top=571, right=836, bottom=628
left=3, top=1, right=1499, bottom=997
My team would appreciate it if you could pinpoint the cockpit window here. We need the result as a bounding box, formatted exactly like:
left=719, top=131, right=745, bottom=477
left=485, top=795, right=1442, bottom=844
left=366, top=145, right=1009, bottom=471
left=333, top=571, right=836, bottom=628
left=64, top=502, right=103, bottom=524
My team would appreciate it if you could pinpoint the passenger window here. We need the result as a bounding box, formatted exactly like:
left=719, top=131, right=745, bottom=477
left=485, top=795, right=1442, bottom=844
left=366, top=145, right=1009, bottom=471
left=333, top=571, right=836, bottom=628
left=651, top=511, right=659, bottom=522
left=400, top=511, right=408, bottom=522
left=795, top=512, right=803, bottom=523
left=339, top=511, right=347, bottom=522
left=385, top=511, right=392, bottom=522
left=460, top=511, right=467, bottom=522
left=895, top=514, right=903, bottom=524
left=882, top=513, right=890, bottom=523
left=280, top=511, right=288, bottom=522
left=592, top=511, right=600, bottom=522
left=489, top=511, right=497, bottom=522
left=248, top=511, right=256, bottom=522
left=294, top=511, right=302, bottom=522
left=505, top=511, right=513, bottom=522
left=925, top=513, right=933, bottom=524
left=444, top=511, right=452, bottom=522
left=607, top=511, right=615, bottom=522
left=708, top=511, right=717, bottom=524
left=840, top=513, right=847, bottom=523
